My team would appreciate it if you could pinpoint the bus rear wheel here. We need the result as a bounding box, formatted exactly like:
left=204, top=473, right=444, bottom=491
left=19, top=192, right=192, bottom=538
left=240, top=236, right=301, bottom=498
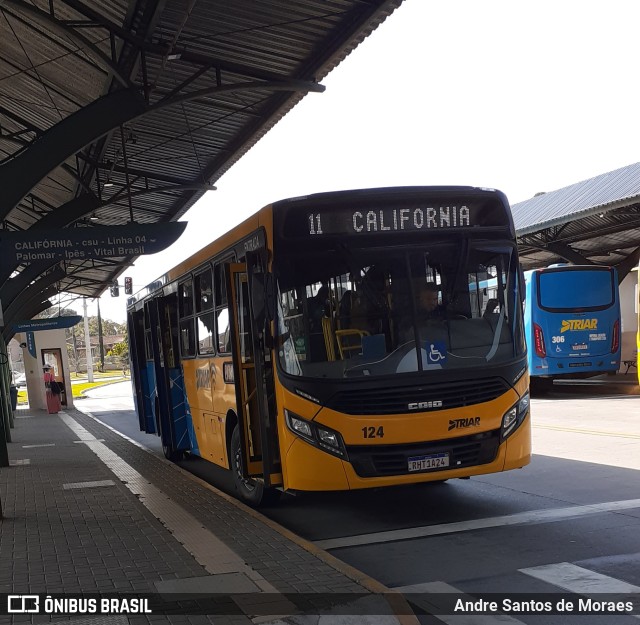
left=531, top=377, right=554, bottom=394
left=230, top=425, right=280, bottom=506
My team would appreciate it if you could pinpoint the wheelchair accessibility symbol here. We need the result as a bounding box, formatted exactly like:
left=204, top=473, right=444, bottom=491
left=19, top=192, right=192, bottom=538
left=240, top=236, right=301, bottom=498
left=427, top=341, right=447, bottom=365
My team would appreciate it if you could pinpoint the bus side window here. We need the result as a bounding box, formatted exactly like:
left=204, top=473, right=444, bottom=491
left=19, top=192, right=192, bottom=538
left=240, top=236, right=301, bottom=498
left=214, top=262, right=231, bottom=354
left=178, top=278, right=196, bottom=358
left=195, top=267, right=215, bottom=355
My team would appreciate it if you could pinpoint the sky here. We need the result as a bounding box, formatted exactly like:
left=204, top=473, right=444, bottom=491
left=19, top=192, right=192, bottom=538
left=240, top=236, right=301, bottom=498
left=92, top=0, right=640, bottom=323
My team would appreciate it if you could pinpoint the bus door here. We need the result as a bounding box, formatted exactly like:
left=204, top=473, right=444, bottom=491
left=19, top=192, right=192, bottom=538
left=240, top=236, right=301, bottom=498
left=127, top=310, right=147, bottom=431
left=130, top=306, right=156, bottom=433
left=148, top=295, right=190, bottom=459
left=156, top=294, right=191, bottom=457
left=227, top=253, right=281, bottom=487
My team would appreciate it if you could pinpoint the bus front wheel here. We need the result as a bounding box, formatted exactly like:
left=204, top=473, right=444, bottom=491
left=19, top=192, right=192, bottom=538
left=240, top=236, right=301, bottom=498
left=230, top=425, right=280, bottom=506
left=162, top=443, right=182, bottom=461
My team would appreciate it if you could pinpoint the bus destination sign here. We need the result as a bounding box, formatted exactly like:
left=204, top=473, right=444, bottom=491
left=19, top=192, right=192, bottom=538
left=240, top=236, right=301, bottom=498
left=306, top=205, right=473, bottom=236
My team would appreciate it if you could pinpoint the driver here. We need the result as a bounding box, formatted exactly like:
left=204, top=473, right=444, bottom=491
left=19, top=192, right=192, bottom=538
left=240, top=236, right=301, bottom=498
left=398, top=282, right=446, bottom=342
left=416, top=282, right=442, bottom=318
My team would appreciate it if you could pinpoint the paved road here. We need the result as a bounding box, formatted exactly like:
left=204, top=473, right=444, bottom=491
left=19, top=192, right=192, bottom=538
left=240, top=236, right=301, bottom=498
left=80, top=382, right=640, bottom=623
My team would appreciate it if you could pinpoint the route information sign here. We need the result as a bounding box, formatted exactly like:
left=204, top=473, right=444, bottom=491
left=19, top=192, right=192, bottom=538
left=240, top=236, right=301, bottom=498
left=0, top=222, right=186, bottom=264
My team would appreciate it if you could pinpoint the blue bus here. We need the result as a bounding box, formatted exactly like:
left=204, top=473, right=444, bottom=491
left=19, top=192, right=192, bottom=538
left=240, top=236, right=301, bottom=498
left=523, top=265, right=621, bottom=383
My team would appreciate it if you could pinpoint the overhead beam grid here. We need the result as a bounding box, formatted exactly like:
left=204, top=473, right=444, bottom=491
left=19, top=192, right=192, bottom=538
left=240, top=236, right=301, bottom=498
left=0, top=0, right=403, bottom=327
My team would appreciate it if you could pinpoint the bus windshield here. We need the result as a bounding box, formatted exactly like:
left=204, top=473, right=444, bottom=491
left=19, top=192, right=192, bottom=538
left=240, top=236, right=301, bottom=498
left=538, top=268, right=615, bottom=310
left=276, top=239, right=523, bottom=379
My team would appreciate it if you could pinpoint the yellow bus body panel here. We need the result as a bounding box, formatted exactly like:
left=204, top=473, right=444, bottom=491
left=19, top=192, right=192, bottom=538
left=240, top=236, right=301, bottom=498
left=503, top=412, right=532, bottom=471
left=276, top=372, right=530, bottom=492
left=182, top=356, right=236, bottom=468
left=285, top=439, right=351, bottom=490
left=316, top=394, right=514, bottom=447
left=282, top=414, right=530, bottom=492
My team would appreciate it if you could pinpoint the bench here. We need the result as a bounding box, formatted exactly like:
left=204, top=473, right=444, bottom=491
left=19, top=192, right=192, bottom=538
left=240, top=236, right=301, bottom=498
left=622, top=360, right=637, bottom=374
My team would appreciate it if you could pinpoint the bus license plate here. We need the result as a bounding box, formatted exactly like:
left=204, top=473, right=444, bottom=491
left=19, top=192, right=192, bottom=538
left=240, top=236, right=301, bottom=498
left=408, top=453, right=449, bottom=472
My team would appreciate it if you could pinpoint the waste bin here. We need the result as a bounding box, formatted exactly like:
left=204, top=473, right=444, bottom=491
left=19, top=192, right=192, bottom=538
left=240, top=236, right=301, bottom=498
left=9, top=385, right=18, bottom=411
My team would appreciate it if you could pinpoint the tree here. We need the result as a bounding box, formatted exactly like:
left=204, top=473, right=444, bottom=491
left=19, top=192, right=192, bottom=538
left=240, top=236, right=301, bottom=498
left=107, top=339, right=129, bottom=374
left=89, top=317, right=126, bottom=336
left=107, top=339, right=129, bottom=358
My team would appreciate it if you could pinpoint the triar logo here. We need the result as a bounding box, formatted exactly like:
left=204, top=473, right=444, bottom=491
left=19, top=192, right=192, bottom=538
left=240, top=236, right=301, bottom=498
left=448, top=417, right=480, bottom=431
left=561, top=319, right=598, bottom=333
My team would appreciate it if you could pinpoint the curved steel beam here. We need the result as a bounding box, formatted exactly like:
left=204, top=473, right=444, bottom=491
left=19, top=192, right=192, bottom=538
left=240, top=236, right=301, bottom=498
left=615, top=246, right=640, bottom=283
left=2, top=300, right=52, bottom=343
left=0, top=78, right=322, bottom=221
left=518, top=239, right=596, bottom=267
left=2, top=271, right=63, bottom=331
left=0, top=0, right=132, bottom=88
left=0, top=262, right=52, bottom=306
left=3, top=284, right=58, bottom=332
left=0, top=89, right=148, bottom=221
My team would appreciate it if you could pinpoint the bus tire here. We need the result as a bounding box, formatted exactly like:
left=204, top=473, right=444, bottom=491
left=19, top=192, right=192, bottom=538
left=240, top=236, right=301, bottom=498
left=230, top=425, right=280, bottom=506
left=162, top=443, right=182, bottom=461
left=531, top=377, right=554, bottom=393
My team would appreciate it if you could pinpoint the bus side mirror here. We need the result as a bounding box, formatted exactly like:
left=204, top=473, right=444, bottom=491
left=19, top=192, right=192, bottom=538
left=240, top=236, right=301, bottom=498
left=264, top=272, right=276, bottom=322
left=250, top=271, right=276, bottom=323
left=250, top=271, right=266, bottom=324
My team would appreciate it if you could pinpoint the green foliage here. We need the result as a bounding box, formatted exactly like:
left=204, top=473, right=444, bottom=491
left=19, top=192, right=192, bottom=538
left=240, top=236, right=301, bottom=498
left=107, top=339, right=129, bottom=358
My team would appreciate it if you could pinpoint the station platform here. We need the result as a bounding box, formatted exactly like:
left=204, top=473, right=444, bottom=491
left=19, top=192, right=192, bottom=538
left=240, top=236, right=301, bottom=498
left=0, top=406, right=415, bottom=625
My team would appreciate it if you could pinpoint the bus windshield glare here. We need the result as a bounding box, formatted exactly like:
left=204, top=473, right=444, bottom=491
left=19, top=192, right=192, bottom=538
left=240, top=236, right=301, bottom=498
left=276, top=239, right=524, bottom=379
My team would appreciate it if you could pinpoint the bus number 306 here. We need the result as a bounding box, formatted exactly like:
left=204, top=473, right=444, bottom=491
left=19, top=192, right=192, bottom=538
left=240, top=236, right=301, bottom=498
left=362, top=426, right=384, bottom=439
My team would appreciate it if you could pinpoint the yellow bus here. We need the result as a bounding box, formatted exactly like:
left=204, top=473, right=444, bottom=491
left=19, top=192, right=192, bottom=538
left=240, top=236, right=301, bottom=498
left=127, top=187, right=531, bottom=505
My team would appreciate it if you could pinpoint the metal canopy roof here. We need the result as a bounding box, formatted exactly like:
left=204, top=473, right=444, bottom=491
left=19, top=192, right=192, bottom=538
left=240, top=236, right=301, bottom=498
left=0, top=0, right=402, bottom=333
left=512, top=162, right=640, bottom=276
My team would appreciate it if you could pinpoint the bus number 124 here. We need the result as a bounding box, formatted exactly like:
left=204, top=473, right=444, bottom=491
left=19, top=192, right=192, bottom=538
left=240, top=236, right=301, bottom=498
left=362, top=426, right=384, bottom=439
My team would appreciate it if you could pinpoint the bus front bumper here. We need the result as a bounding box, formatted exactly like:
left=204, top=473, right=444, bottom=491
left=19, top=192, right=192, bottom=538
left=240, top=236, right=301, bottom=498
left=283, top=413, right=531, bottom=492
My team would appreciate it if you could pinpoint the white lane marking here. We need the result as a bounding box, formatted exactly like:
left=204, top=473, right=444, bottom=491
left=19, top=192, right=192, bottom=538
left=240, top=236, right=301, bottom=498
left=520, top=562, right=640, bottom=621
left=57, top=411, right=274, bottom=584
left=315, top=499, right=640, bottom=550
left=520, top=562, right=640, bottom=593
left=393, top=581, right=526, bottom=625
left=22, top=443, right=55, bottom=448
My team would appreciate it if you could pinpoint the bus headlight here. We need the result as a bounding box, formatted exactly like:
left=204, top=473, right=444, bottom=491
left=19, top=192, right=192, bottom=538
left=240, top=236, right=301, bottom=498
left=288, top=413, right=314, bottom=440
left=285, top=410, right=348, bottom=459
left=501, top=392, right=530, bottom=440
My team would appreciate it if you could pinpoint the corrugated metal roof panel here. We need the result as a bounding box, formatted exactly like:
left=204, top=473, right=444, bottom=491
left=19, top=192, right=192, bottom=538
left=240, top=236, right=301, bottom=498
left=1, top=0, right=404, bottom=305
left=513, top=161, right=640, bottom=234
